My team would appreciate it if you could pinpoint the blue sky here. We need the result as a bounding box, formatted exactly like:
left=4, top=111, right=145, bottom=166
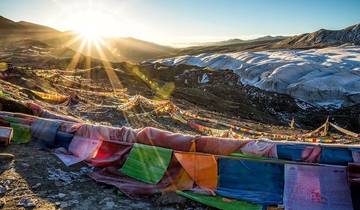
left=1, top=0, right=360, bottom=45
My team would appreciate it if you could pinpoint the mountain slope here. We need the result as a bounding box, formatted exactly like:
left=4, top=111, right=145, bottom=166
left=42, top=34, right=176, bottom=63
left=273, top=24, right=360, bottom=48
left=152, top=45, right=360, bottom=108
left=0, top=16, right=176, bottom=63
left=0, top=16, right=22, bottom=30
left=174, top=38, right=282, bottom=56
left=196, top=36, right=287, bottom=47
left=174, top=24, right=360, bottom=56
left=0, top=16, right=59, bottom=40
left=102, top=37, right=176, bottom=62
left=17, top=20, right=59, bottom=33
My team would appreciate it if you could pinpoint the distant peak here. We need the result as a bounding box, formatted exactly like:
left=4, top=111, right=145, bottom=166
left=274, top=22, right=360, bottom=48
left=345, top=23, right=360, bottom=31
left=0, top=15, right=15, bottom=23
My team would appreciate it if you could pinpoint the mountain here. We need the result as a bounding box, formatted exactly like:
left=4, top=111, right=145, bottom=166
left=0, top=16, right=22, bottom=30
left=153, top=45, right=360, bottom=108
left=252, top=35, right=287, bottom=42
left=42, top=33, right=176, bottom=63
left=88, top=37, right=175, bottom=63
left=188, top=36, right=286, bottom=47
left=2, top=15, right=359, bottom=63
left=152, top=23, right=360, bottom=108
left=213, top=24, right=360, bottom=50
left=0, top=16, right=59, bottom=41
left=273, top=24, right=360, bottom=48
left=174, top=24, right=360, bottom=56
left=17, top=21, right=59, bottom=33
left=0, top=16, right=175, bottom=63
left=190, top=38, right=245, bottom=47
left=0, top=16, right=58, bottom=32
left=175, top=36, right=285, bottom=56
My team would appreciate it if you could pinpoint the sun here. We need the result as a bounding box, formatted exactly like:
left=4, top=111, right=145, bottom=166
left=62, top=6, right=124, bottom=92
left=77, top=26, right=101, bottom=43
left=70, top=9, right=118, bottom=42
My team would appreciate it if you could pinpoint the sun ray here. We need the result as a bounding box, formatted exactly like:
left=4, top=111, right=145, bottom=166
left=127, top=64, right=175, bottom=99
left=66, top=38, right=87, bottom=73
left=36, top=34, right=83, bottom=68
left=85, top=40, right=92, bottom=76
left=97, top=38, right=127, bottom=62
left=93, top=40, right=123, bottom=92
left=62, top=34, right=83, bottom=49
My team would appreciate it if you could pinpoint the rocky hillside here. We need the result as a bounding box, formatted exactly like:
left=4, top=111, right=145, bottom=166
left=0, top=16, right=59, bottom=41
left=175, top=24, right=360, bottom=56
left=152, top=45, right=360, bottom=108
left=273, top=24, right=360, bottom=48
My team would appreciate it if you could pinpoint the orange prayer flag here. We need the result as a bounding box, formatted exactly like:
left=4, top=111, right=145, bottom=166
left=163, top=166, right=194, bottom=192
left=174, top=152, right=218, bottom=190
left=163, top=141, right=196, bottom=192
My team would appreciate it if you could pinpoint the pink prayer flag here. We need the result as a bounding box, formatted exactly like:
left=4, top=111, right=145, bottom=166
left=284, top=164, right=353, bottom=210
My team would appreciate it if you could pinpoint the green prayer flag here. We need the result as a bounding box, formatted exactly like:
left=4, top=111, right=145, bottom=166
left=177, top=191, right=263, bottom=210
left=230, top=152, right=270, bottom=160
left=5, top=116, right=22, bottom=124
left=10, top=123, right=31, bottom=144
left=119, top=143, right=173, bottom=184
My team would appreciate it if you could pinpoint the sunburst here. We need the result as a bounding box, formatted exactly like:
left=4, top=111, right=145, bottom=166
left=62, top=8, right=124, bottom=92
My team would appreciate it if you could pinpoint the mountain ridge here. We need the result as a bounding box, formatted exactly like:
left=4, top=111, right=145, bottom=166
left=273, top=23, right=360, bottom=48
left=1, top=15, right=359, bottom=62
left=186, top=36, right=287, bottom=47
left=0, top=15, right=176, bottom=63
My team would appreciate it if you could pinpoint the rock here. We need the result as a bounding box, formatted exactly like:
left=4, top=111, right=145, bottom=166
left=129, top=202, right=152, bottom=209
left=57, top=193, right=66, bottom=199
left=0, top=198, right=5, bottom=208
left=79, top=167, right=94, bottom=175
left=198, top=73, right=209, bottom=84
left=0, top=186, right=6, bottom=196
left=59, top=202, right=70, bottom=208
left=54, top=181, right=63, bottom=187
left=1, top=179, right=13, bottom=191
left=49, top=193, right=66, bottom=199
left=1, top=179, right=12, bottom=187
left=69, top=191, right=81, bottom=197
left=31, top=183, right=41, bottom=189
left=156, top=192, right=186, bottom=206
left=78, top=178, right=89, bottom=183
left=36, top=190, right=48, bottom=196
left=47, top=168, right=78, bottom=185
left=161, top=207, right=177, bottom=210
left=47, top=167, right=93, bottom=186
left=99, top=197, right=113, bottom=205
left=60, top=199, right=79, bottom=208
left=21, top=163, right=30, bottom=167
left=17, top=197, right=37, bottom=207
left=105, top=201, right=116, bottom=209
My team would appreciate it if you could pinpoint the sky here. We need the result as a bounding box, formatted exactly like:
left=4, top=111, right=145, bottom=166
left=1, top=0, right=360, bottom=46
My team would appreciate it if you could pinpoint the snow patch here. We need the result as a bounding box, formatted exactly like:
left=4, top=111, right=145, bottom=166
left=152, top=46, right=360, bottom=107
left=198, top=73, right=210, bottom=84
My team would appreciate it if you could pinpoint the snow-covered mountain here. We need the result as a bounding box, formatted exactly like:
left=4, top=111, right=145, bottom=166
left=151, top=45, right=360, bottom=108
